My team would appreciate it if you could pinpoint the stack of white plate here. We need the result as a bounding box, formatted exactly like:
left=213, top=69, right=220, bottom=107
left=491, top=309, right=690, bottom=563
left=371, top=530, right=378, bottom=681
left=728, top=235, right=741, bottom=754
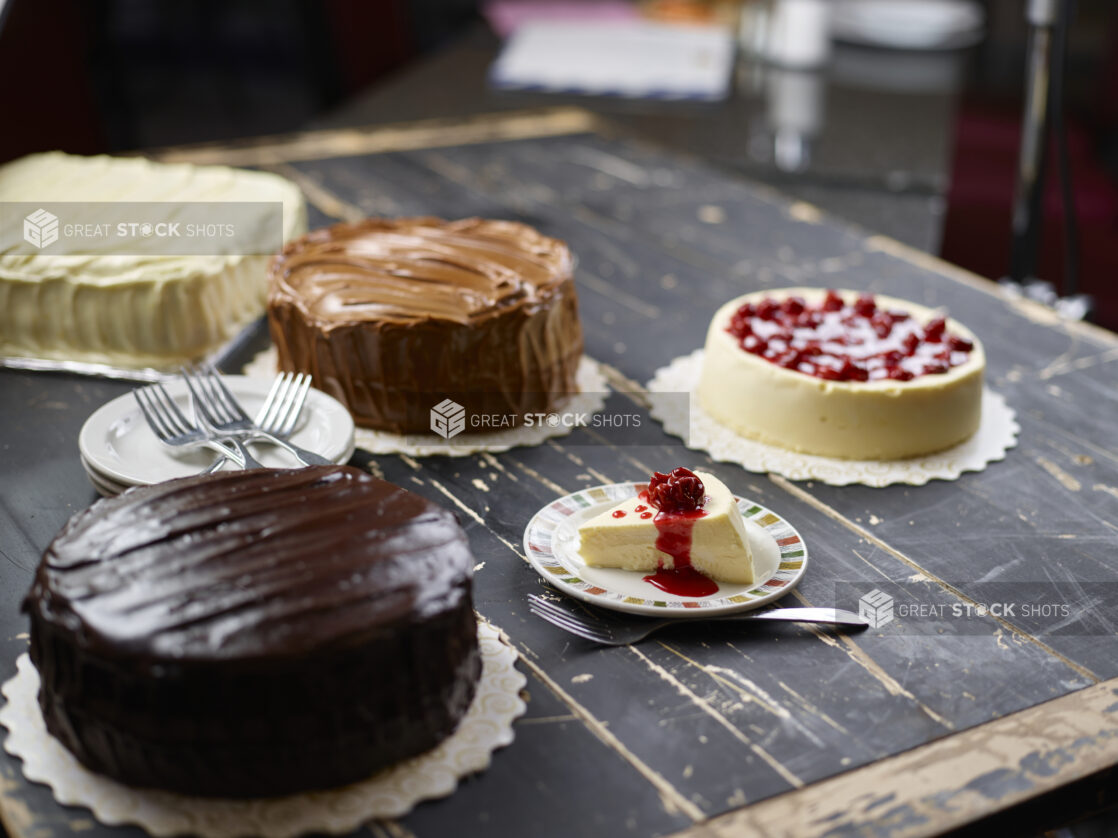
left=831, top=0, right=984, bottom=50
left=79, top=376, right=356, bottom=496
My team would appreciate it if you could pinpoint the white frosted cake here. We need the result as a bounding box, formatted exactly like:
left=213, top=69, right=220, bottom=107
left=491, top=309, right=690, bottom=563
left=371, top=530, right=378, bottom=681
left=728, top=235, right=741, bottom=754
left=697, top=288, right=985, bottom=460
left=0, top=152, right=306, bottom=369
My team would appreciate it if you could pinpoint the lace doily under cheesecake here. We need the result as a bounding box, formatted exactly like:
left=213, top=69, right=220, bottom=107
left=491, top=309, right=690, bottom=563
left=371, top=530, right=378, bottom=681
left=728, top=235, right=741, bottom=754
left=0, top=622, right=525, bottom=838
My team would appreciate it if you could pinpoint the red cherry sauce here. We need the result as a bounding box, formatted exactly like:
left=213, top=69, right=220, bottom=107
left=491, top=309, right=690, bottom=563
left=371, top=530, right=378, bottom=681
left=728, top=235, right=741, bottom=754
left=639, top=468, right=720, bottom=597
left=612, top=510, right=626, bottom=518
left=726, top=290, right=974, bottom=382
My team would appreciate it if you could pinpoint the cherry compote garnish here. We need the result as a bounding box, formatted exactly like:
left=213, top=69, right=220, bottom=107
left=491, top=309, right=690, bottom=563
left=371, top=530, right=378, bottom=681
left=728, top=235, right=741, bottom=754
left=646, top=467, right=705, bottom=513
left=725, top=291, right=974, bottom=382
left=640, top=468, right=717, bottom=598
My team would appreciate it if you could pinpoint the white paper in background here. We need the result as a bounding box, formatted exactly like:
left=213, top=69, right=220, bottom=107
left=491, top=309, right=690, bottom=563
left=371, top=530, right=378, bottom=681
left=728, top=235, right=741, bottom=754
left=490, top=22, right=735, bottom=101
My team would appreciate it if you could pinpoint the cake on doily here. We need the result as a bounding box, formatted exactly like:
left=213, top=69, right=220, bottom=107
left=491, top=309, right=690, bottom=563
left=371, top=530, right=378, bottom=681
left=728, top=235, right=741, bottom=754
left=267, top=217, right=583, bottom=433
left=22, top=466, right=481, bottom=798
left=0, top=151, right=306, bottom=368
left=697, top=288, right=985, bottom=460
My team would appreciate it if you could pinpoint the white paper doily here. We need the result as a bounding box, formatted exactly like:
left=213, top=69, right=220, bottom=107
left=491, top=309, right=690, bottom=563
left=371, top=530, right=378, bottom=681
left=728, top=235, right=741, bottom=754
left=647, top=350, right=1019, bottom=487
left=243, top=347, right=608, bottom=457
left=0, top=622, right=525, bottom=838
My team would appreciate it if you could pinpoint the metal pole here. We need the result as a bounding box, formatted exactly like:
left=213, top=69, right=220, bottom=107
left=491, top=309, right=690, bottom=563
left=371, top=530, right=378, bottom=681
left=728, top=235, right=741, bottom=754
left=1008, top=0, right=1060, bottom=283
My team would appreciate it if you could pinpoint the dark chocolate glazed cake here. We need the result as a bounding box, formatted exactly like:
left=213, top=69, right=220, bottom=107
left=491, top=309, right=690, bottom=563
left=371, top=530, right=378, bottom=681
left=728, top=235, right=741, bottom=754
left=23, top=466, right=481, bottom=798
left=266, top=217, right=583, bottom=433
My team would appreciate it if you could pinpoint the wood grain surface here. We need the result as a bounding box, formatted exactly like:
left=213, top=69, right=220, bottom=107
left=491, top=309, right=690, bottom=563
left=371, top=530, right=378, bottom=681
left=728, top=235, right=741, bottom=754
left=1, top=110, right=1116, bottom=838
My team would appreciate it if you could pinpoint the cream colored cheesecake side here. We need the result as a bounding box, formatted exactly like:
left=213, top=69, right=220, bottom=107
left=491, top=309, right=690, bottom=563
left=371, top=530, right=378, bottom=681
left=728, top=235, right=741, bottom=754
left=696, top=288, right=985, bottom=460
left=578, top=471, right=754, bottom=584
left=0, top=152, right=307, bottom=367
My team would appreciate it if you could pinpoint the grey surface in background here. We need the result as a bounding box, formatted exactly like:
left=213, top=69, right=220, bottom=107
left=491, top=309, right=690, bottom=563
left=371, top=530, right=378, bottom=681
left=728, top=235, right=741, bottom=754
left=313, top=26, right=961, bottom=254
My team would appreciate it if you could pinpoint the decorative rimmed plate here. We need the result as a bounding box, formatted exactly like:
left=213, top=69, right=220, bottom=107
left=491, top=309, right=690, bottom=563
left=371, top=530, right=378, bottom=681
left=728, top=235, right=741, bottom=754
left=78, top=376, right=355, bottom=487
left=523, top=482, right=808, bottom=616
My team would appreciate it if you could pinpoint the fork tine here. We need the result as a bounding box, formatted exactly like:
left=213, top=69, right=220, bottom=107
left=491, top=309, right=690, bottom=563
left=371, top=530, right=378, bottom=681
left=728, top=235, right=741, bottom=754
left=256, top=373, right=289, bottom=430
left=197, top=366, right=233, bottom=423
left=526, top=595, right=582, bottom=622
left=202, top=366, right=237, bottom=424
left=134, top=389, right=171, bottom=440
left=181, top=369, right=220, bottom=427
left=262, top=373, right=297, bottom=432
left=275, top=374, right=311, bottom=437
left=527, top=594, right=618, bottom=629
left=531, top=610, right=616, bottom=644
left=153, top=383, right=192, bottom=435
left=204, top=363, right=252, bottom=422
left=146, top=386, right=182, bottom=436
left=528, top=606, right=610, bottom=643
left=528, top=604, right=614, bottom=643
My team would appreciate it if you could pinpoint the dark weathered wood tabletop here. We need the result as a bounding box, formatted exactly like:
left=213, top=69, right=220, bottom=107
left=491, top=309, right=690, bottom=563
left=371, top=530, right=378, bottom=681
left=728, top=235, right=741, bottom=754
left=2, top=110, right=1117, bottom=838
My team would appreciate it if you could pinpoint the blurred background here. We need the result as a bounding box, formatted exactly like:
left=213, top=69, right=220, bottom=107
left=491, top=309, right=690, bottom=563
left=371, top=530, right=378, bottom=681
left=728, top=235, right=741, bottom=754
left=0, top=0, right=1114, bottom=333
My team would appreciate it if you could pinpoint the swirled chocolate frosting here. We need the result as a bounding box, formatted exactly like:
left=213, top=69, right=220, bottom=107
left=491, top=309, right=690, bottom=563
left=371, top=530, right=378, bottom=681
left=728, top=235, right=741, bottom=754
left=267, top=217, right=583, bottom=433
left=24, top=466, right=481, bottom=797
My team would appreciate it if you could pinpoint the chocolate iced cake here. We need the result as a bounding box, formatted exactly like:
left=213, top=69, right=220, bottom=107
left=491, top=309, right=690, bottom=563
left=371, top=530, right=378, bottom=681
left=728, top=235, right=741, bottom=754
left=266, top=217, right=583, bottom=433
left=23, top=466, right=481, bottom=797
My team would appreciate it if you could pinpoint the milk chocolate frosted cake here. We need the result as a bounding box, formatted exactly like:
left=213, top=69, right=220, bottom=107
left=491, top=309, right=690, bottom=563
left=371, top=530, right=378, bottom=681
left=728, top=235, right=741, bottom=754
left=267, top=217, right=583, bottom=433
left=23, top=466, right=480, bottom=797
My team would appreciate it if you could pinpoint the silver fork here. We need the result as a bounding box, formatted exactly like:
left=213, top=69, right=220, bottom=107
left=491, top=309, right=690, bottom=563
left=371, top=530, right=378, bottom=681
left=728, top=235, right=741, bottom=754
left=183, top=365, right=332, bottom=467
left=253, top=372, right=333, bottom=465
left=133, top=384, right=245, bottom=473
left=527, top=593, right=867, bottom=646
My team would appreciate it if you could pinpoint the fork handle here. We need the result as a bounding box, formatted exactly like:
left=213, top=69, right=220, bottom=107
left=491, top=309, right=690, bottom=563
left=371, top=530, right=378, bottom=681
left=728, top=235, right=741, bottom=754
left=226, top=437, right=266, bottom=469
left=246, top=432, right=333, bottom=466
left=201, top=440, right=245, bottom=473
left=718, top=607, right=867, bottom=627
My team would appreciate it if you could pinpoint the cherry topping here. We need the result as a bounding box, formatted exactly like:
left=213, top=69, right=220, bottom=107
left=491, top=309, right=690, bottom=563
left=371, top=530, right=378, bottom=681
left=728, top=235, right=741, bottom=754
left=612, top=510, right=626, bottom=518
left=853, top=294, right=876, bottom=318
left=924, top=317, right=946, bottom=342
left=839, top=359, right=869, bottom=382
left=741, top=335, right=766, bottom=354
left=647, top=467, right=706, bottom=514
left=724, top=291, right=974, bottom=383
left=871, top=312, right=893, bottom=339
left=756, top=299, right=780, bottom=321
left=782, top=296, right=806, bottom=316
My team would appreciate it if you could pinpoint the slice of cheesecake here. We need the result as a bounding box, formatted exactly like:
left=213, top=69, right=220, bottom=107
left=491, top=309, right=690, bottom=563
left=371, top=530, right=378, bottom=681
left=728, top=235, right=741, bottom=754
left=578, top=469, right=754, bottom=585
